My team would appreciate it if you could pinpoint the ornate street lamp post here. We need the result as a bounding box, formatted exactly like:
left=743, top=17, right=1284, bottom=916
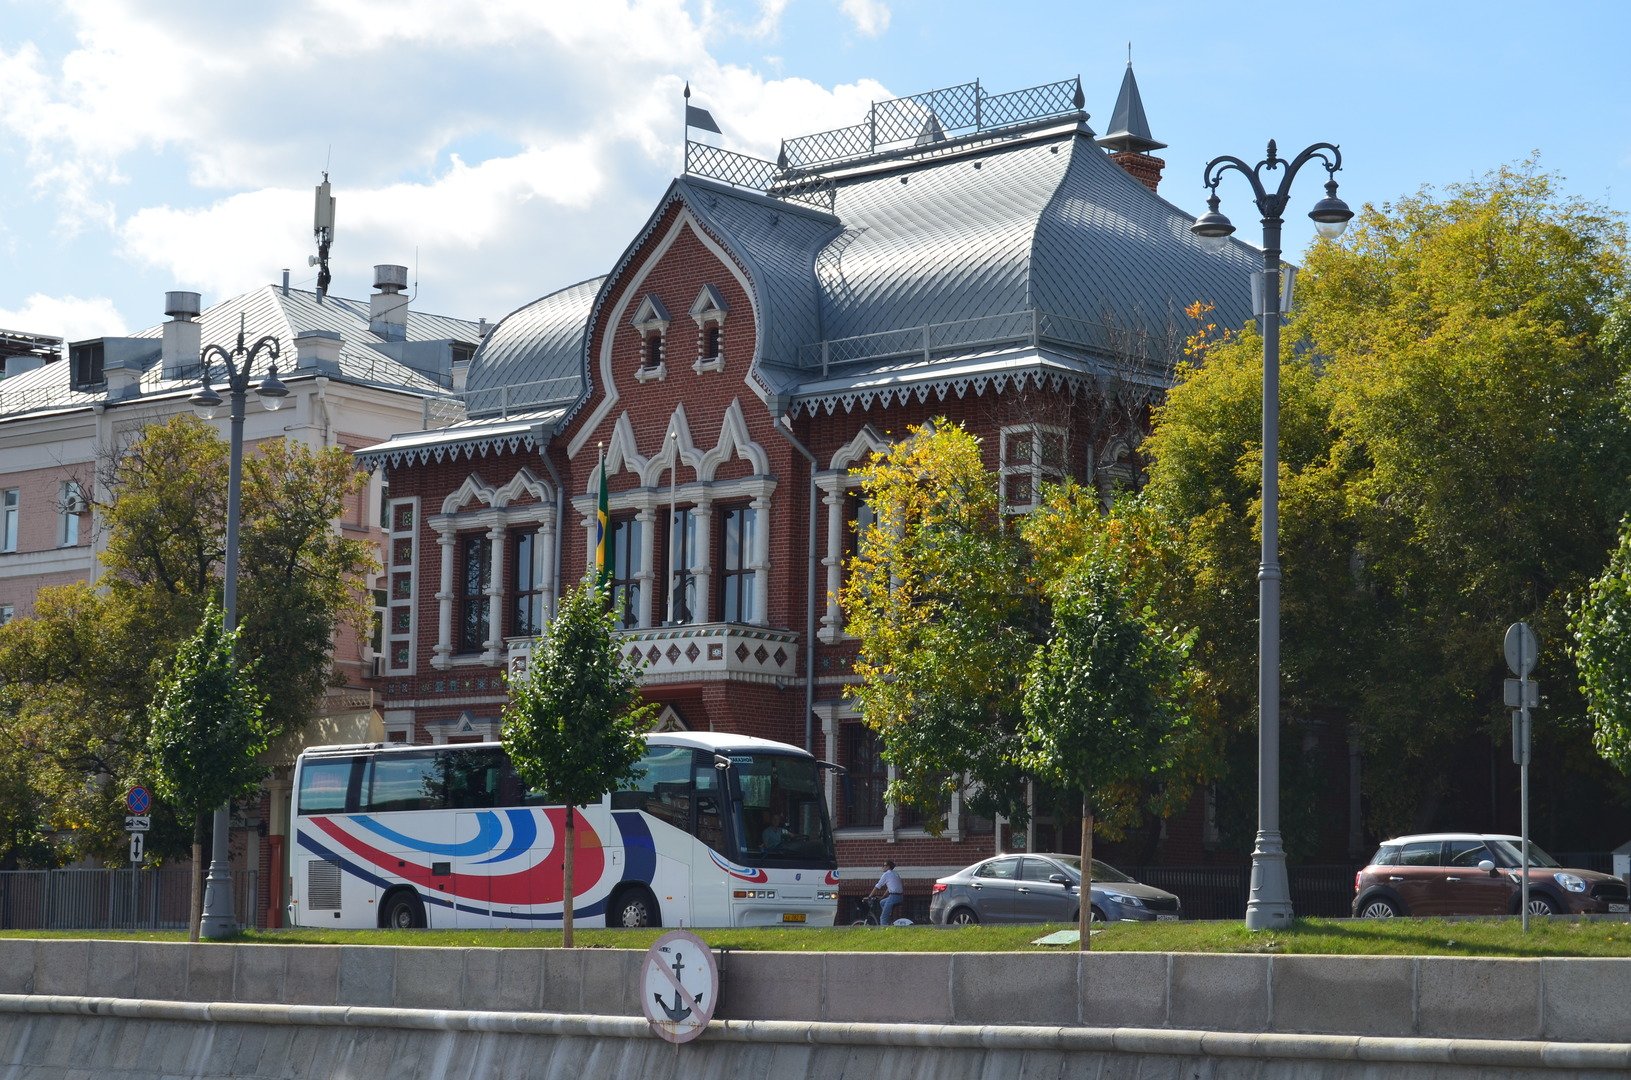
left=191, top=315, right=288, bottom=938
left=1191, top=142, right=1352, bottom=930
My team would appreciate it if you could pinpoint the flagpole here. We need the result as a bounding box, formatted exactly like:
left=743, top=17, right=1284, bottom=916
left=667, top=430, right=679, bottom=624
left=683, top=81, right=690, bottom=174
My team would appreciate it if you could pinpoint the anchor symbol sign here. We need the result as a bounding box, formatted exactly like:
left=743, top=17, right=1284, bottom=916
left=640, top=929, right=719, bottom=1044
left=653, top=948, right=702, bottom=1021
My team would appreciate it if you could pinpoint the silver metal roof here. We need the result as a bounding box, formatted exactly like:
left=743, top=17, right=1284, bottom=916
left=354, top=408, right=564, bottom=471
left=455, top=85, right=1263, bottom=419
left=0, top=284, right=481, bottom=419
left=463, top=276, right=603, bottom=419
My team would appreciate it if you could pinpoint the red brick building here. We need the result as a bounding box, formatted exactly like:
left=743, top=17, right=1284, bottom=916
left=357, top=70, right=1260, bottom=908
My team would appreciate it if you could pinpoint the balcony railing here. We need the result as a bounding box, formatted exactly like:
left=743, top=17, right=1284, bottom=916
left=796, top=308, right=1184, bottom=382
left=507, top=623, right=800, bottom=686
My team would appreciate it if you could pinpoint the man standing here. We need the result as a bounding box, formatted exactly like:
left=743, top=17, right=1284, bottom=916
left=868, top=860, right=905, bottom=924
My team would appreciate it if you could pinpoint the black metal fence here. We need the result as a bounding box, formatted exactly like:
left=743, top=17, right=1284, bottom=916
left=0, top=869, right=260, bottom=931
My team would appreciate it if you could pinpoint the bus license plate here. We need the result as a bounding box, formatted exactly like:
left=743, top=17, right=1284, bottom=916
left=783, top=913, right=806, bottom=923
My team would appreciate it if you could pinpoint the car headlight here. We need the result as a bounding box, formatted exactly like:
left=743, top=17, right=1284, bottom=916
left=1554, top=873, right=1588, bottom=894
left=1104, top=892, right=1144, bottom=908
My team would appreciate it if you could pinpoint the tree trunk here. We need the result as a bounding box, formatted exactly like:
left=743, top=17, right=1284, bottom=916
left=188, top=814, right=206, bottom=943
left=562, top=805, right=575, bottom=948
left=1078, top=790, right=1093, bottom=953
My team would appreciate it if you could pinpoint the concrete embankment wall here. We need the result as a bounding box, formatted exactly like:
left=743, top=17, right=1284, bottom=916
left=3, top=940, right=1631, bottom=1078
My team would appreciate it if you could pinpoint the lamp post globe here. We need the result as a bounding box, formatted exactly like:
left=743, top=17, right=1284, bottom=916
left=1192, top=141, right=1350, bottom=932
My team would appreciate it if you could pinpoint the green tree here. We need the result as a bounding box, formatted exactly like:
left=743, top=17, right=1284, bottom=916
left=839, top=421, right=1039, bottom=826
left=1144, top=161, right=1631, bottom=846
left=0, top=416, right=374, bottom=868
left=501, top=583, right=656, bottom=946
left=1571, top=517, right=1631, bottom=773
left=100, top=416, right=374, bottom=742
left=1021, top=551, right=1194, bottom=950
left=147, top=600, right=271, bottom=941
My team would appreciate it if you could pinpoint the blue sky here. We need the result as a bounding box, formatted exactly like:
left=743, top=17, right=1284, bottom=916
left=2, top=0, right=1628, bottom=343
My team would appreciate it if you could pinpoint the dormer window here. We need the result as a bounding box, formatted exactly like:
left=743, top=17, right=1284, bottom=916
left=631, top=295, right=671, bottom=383
left=689, top=285, right=729, bottom=374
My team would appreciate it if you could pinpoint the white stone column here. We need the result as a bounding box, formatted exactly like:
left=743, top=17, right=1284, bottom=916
left=536, top=515, right=556, bottom=625
left=691, top=497, right=713, bottom=623
left=581, top=507, right=598, bottom=583
left=483, top=522, right=506, bottom=662
left=819, top=481, right=844, bottom=642
left=432, top=528, right=455, bottom=670
left=637, top=506, right=658, bottom=628
left=750, top=494, right=770, bottom=625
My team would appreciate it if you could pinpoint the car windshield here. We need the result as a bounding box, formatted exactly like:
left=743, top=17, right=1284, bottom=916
left=1487, top=838, right=1561, bottom=868
left=1046, top=856, right=1136, bottom=884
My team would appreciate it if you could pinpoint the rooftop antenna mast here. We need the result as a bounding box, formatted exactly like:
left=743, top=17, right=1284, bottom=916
left=310, top=171, right=336, bottom=304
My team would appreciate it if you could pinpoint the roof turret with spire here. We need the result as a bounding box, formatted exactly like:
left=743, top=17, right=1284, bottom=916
left=1096, top=49, right=1167, bottom=192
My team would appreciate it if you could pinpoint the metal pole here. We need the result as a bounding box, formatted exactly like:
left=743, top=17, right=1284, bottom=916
left=1520, top=630, right=1532, bottom=932
left=1245, top=207, right=1292, bottom=931
left=200, top=376, right=246, bottom=938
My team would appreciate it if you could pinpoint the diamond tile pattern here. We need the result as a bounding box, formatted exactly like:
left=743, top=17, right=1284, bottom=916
left=464, top=276, right=604, bottom=418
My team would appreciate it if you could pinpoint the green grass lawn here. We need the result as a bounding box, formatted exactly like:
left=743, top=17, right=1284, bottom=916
left=6, top=918, right=1631, bottom=957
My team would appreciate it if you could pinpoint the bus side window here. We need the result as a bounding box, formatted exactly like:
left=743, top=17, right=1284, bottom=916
left=298, top=757, right=360, bottom=815
left=612, top=745, right=692, bottom=825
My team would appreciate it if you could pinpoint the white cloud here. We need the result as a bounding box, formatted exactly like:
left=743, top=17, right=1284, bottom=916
left=0, top=294, right=127, bottom=343
left=3, top=0, right=901, bottom=332
left=838, top=0, right=891, bottom=36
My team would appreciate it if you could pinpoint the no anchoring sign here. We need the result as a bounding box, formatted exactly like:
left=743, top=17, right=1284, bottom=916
left=640, top=929, right=718, bottom=1044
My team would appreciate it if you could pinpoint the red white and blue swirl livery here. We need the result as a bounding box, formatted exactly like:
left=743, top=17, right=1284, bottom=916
left=288, top=732, right=841, bottom=929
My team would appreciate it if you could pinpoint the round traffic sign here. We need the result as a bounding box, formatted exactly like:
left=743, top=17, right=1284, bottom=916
left=640, top=929, right=718, bottom=1044
left=1504, top=622, right=1539, bottom=677
left=126, top=786, right=150, bottom=815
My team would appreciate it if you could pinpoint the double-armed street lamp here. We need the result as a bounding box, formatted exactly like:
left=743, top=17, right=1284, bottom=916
left=191, top=315, right=288, bottom=938
left=1191, top=142, right=1353, bottom=931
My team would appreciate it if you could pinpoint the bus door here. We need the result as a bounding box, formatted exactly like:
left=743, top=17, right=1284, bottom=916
left=688, top=752, right=731, bottom=925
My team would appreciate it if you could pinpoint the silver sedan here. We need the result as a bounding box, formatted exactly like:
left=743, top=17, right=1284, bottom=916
left=927, top=852, right=1182, bottom=925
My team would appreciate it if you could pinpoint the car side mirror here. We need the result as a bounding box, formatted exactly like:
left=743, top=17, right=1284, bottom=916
left=1478, top=859, right=1496, bottom=875
left=1048, top=873, right=1070, bottom=885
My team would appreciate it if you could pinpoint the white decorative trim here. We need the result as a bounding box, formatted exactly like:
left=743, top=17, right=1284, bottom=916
left=828, top=424, right=889, bottom=471
left=631, top=294, right=672, bottom=331
left=634, top=361, right=668, bottom=383
left=568, top=206, right=761, bottom=462
left=689, top=284, right=729, bottom=326
left=698, top=398, right=769, bottom=480
left=818, top=425, right=891, bottom=642
left=693, top=354, right=725, bottom=375
left=428, top=469, right=559, bottom=671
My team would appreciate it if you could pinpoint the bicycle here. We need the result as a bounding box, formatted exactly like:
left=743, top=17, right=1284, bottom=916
left=850, top=895, right=910, bottom=926
left=851, top=895, right=881, bottom=926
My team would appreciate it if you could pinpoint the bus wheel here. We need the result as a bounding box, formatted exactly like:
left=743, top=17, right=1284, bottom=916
left=610, top=886, right=661, bottom=929
left=382, top=889, right=425, bottom=929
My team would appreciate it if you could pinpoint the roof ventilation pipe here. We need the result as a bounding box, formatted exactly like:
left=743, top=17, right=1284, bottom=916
left=370, top=263, right=410, bottom=342
left=161, top=291, right=202, bottom=380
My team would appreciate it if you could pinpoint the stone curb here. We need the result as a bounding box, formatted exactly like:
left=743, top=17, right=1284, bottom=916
left=4, top=993, right=1627, bottom=1072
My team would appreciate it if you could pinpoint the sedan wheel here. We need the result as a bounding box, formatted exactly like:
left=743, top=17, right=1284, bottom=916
left=1526, top=894, right=1557, bottom=917
left=948, top=907, right=979, bottom=926
left=1359, top=897, right=1400, bottom=919
left=1089, top=906, right=1107, bottom=924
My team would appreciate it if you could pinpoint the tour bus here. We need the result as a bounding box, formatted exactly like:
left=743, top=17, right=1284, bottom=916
left=288, top=731, right=841, bottom=929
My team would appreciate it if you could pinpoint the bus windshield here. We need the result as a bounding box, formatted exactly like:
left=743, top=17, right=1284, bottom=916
left=725, top=752, right=836, bottom=869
